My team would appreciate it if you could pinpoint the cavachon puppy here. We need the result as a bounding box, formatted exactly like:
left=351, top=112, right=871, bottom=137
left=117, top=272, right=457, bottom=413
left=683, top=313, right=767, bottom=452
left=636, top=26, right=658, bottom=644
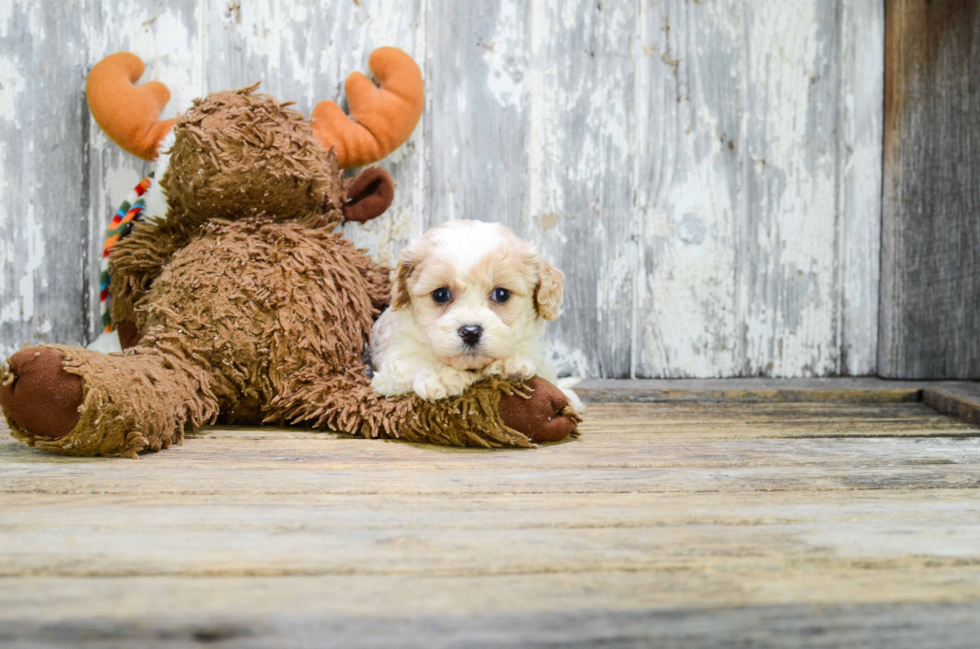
left=370, top=220, right=584, bottom=411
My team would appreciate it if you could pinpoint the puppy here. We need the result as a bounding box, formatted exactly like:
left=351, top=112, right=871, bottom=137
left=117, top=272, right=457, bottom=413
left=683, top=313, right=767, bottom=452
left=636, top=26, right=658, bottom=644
left=370, top=220, right=583, bottom=411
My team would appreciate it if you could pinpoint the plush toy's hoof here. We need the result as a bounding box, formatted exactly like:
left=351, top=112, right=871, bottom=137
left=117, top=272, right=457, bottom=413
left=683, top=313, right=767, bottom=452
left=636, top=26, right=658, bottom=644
left=0, top=347, right=82, bottom=440
left=499, top=377, right=577, bottom=443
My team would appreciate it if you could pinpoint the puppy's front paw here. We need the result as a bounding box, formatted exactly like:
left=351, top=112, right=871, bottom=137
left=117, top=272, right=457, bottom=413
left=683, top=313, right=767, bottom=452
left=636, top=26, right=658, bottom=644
left=414, top=373, right=449, bottom=401
left=413, top=368, right=477, bottom=402
left=485, top=356, right=536, bottom=381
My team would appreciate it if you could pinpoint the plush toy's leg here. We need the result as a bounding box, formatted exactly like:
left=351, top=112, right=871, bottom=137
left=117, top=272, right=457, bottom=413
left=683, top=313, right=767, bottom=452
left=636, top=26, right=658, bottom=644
left=268, top=369, right=579, bottom=448
left=0, top=345, right=218, bottom=458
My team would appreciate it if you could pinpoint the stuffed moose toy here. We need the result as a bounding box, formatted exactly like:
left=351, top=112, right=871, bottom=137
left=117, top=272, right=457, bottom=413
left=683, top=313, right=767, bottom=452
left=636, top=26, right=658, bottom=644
left=0, top=48, right=579, bottom=458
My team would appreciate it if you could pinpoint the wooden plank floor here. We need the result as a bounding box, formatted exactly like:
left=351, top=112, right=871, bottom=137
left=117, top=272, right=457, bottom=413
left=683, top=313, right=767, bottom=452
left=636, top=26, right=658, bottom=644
left=2, top=397, right=980, bottom=647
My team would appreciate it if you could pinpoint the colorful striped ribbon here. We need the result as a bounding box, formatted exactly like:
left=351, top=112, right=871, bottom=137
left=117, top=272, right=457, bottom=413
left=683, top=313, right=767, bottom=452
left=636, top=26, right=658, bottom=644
left=100, top=174, right=153, bottom=333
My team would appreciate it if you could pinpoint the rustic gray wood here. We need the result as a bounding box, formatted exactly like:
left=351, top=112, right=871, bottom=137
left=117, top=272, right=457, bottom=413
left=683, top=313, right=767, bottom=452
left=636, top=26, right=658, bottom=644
left=879, top=0, right=980, bottom=379
left=2, top=597, right=979, bottom=649
left=739, top=1, right=843, bottom=378
left=424, top=0, right=531, bottom=237
left=527, top=0, right=636, bottom=378
left=840, top=0, right=885, bottom=376
left=923, top=382, right=980, bottom=427
left=2, top=401, right=980, bottom=645
left=0, top=1, right=888, bottom=378
left=634, top=1, right=883, bottom=378
left=575, top=377, right=930, bottom=403
left=634, top=0, right=743, bottom=378
left=0, top=2, right=89, bottom=357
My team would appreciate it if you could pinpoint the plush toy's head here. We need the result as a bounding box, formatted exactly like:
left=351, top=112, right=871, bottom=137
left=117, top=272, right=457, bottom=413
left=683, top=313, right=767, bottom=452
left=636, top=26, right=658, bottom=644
left=161, top=86, right=342, bottom=226
left=85, top=48, right=424, bottom=226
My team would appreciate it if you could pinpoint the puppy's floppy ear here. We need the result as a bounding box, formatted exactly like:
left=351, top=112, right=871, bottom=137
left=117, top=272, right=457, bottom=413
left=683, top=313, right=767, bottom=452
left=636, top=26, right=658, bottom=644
left=391, top=238, right=426, bottom=310
left=534, top=256, right=564, bottom=321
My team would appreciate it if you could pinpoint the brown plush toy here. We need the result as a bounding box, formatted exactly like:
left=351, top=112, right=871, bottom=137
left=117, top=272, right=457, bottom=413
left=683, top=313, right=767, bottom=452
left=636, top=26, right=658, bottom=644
left=0, top=48, right=580, bottom=458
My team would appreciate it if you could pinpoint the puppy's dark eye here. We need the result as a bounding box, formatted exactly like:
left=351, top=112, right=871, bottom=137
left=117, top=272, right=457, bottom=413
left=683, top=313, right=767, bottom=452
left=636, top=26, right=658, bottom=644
left=432, top=287, right=452, bottom=304
left=491, top=287, right=511, bottom=303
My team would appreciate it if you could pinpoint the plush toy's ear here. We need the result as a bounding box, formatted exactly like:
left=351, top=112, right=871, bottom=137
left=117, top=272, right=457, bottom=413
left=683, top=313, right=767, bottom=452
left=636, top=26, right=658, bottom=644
left=534, top=257, right=565, bottom=321
left=311, top=47, right=424, bottom=169
left=86, top=53, right=175, bottom=160
left=391, top=238, right=429, bottom=310
left=343, top=167, right=395, bottom=223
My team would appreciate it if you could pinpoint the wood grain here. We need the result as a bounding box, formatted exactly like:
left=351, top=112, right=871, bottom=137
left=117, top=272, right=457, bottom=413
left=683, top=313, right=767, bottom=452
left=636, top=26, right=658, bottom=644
left=1, top=403, right=977, bottom=499
left=739, top=1, right=843, bottom=378
left=839, top=0, right=884, bottom=376
left=575, top=377, right=928, bottom=403
left=528, top=0, right=636, bottom=378
left=880, top=0, right=980, bottom=378
left=634, top=0, right=743, bottom=378
left=425, top=0, right=530, bottom=232
left=4, top=488, right=980, bottom=577
left=1, top=400, right=980, bottom=645
left=1, top=581, right=979, bottom=649
left=0, top=2, right=89, bottom=357
left=634, top=2, right=884, bottom=378
left=923, top=382, right=980, bottom=427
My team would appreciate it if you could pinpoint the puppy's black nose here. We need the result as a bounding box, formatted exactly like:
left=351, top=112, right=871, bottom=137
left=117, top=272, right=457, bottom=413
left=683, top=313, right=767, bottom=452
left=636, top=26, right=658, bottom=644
left=458, top=325, right=483, bottom=346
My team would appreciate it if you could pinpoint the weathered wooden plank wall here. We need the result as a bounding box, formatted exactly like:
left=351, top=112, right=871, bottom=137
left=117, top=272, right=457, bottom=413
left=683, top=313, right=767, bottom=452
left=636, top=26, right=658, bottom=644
left=0, top=0, right=885, bottom=379
left=0, top=2, right=89, bottom=355
left=880, top=0, right=980, bottom=379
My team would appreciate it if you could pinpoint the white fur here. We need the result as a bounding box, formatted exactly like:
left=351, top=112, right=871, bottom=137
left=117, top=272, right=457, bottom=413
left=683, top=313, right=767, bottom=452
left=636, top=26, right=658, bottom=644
left=142, top=129, right=176, bottom=221
left=86, top=330, right=123, bottom=354
left=370, top=220, right=584, bottom=412
left=427, top=220, right=508, bottom=274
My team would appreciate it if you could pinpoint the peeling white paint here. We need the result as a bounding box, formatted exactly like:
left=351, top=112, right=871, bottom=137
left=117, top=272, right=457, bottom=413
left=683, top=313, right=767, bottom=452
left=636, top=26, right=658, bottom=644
left=0, top=0, right=31, bottom=39
left=543, top=338, right=590, bottom=379
left=598, top=253, right=632, bottom=314
left=482, top=0, right=528, bottom=109
left=838, top=0, right=883, bottom=376
left=737, top=2, right=840, bottom=377
left=3, top=183, right=43, bottom=326
left=0, top=55, right=25, bottom=123
left=631, top=0, right=882, bottom=378
left=341, top=200, right=416, bottom=269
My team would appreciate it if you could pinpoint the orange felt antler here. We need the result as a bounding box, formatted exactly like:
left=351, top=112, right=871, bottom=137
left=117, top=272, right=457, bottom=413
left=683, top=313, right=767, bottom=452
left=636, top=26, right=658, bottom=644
left=311, top=47, right=424, bottom=169
left=86, top=53, right=174, bottom=160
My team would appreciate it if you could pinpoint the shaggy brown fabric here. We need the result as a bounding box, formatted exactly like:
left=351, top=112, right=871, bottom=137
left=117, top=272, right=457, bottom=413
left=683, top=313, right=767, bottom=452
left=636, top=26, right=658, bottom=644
left=400, top=378, right=542, bottom=448
left=163, top=84, right=345, bottom=228
left=5, top=344, right=215, bottom=458
left=108, top=219, right=191, bottom=325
